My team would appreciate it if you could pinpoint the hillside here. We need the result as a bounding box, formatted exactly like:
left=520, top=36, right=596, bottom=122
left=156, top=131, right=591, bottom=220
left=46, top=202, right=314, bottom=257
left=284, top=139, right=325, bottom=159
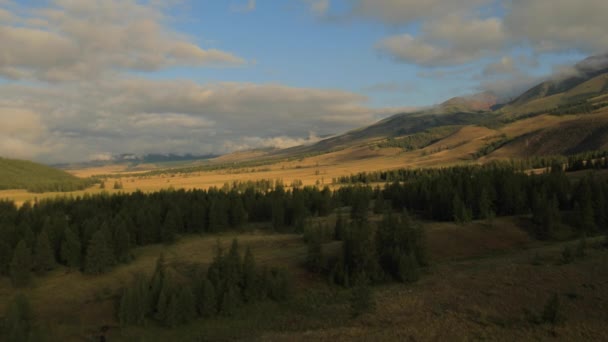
left=269, top=55, right=608, bottom=164
left=0, top=157, right=96, bottom=193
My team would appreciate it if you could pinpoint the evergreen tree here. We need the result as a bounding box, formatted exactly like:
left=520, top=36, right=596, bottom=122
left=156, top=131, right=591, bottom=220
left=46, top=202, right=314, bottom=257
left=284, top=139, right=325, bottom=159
left=118, top=287, right=135, bottom=326
left=34, top=229, right=56, bottom=273
left=0, top=241, right=12, bottom=276
left=397, top=251, right=420, bottom=283
left=113, top=222, right=131, bottom=263
left=164, top=293, right=179, bottom=327
left=3, top=294, right=33, bottom=342
left=306, top=229, right=323, bottom=273
left=373, top=194, right=386, bottom=214
left=10, top=240, right=32, bottom=288
left=84, top=229, right=115, bottom=274
left=197, top=278, right=217, bottom=317
left=229, top=194, right=247, bottom=227
left=271, top=202, right=285, bottom=231
left=334, top=211, right=346, bottom=241
left=161, top=209, right=179, bottom=244
left=219, top=283, right=239, bottom=316
left=350, top=274, right=375, bottom=317
left=478, top=188, right=495, bottom=220
left=225, top=239, right=242, bottom=288
left=575, top=200, right=596, bottom=234
left=149, top=254, right=167, bottom=311
left=155, top=280, right=172, bottom=323
left=241, top=247, right=258, bottom=302
left=176, top=286, right=197, bottom=324
left=453, top=195, right=472, bottom=224
left=60, top=227, right=81, bottom=269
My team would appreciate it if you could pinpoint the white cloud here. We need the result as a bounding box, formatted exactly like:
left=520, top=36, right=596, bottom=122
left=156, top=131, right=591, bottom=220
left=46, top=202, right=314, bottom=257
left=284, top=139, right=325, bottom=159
left=0, top=79, right=376, bottom=163
left=377, top=14, right=507, bottom=66
left=504, top=0, right=608, bottom=54
left=0, top=0, right=244, bottom=82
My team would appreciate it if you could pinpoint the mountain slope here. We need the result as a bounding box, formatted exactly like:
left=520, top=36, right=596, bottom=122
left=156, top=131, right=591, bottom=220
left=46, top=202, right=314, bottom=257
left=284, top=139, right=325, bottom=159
left=0, top=157, right=95, bottom=193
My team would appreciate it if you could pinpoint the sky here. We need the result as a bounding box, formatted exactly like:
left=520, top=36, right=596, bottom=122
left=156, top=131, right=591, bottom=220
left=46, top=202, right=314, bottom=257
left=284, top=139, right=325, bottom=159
left=0, top=0, right=606, bottom=163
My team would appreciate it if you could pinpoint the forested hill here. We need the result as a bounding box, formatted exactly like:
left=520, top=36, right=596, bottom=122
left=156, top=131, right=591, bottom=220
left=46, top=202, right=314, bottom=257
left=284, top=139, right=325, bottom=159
left=0, top=157, right=96, bottom=193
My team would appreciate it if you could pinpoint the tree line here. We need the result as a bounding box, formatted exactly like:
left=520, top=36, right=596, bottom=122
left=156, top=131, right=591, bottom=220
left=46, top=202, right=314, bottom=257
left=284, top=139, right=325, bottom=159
left=0, top=185, right=333, bottom=286
left=2, top=161, right=607, bottom=287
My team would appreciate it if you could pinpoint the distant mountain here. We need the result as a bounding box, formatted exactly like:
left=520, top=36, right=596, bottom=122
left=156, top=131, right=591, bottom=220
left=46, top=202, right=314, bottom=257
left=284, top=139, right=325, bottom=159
left=254, top=54, right=608, bottom=163
left=55, top=153, right=219, bottom=169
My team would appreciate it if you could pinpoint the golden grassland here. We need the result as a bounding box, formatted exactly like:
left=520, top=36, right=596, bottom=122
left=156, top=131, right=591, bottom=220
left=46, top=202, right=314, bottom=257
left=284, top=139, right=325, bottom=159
left=1, top=111, right=607, bottom=207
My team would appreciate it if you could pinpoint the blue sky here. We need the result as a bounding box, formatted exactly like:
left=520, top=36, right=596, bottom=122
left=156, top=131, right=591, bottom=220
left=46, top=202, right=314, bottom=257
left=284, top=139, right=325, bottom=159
left=0, top=0, right=605, bottom=162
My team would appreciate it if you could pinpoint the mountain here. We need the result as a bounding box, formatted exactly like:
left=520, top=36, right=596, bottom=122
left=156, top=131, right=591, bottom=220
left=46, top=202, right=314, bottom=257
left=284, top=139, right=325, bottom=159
left=0, top=157, right=94, bottom=193
left=239, top=54, right=608, bottom=165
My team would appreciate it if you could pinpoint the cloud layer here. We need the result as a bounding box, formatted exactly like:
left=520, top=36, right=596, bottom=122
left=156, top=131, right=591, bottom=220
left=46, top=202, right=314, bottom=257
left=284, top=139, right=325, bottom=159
left=0, top=0, right=380, bottom=162
left=0, top=0, right=244, bottom=82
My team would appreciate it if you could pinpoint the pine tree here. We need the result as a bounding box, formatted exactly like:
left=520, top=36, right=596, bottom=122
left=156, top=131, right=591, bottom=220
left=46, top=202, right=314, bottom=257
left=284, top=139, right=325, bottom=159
left=118, top=287, right=135, bottom=326
left=219, top=283, right=240, bottom=316
left=225, top=239, right=242, bottom=288
left=161, top=210, right=179, bottom=244
left=453, top=195, right=472, bottom=224
left=34, top=229, right=56, bottom=273
left=164, top=293, right=179, bottom=327
left=373, top=194, right=386, bottom=214
left=397, top=251, right=420, bottom=283
left=84, top=229, right=115, bottom=274
left=10, top=240, right=32, bottom=288
left=149, top=254, right=167, bottom=312
left=198, top=278, right=217, bottom=317
left=176, top=286, right=196, bottom=324
left=155, top=282, right=171, bottom=323
left=271, top=196, right=285, bottom=231
left=334, top=211, right=346, bottom=241
left=113, top=223, right=131, bottom=263
left=241, top=247, right=258, bottom=302
left=306, top=230, right=323, bottom=273
left=60, top=227, right=81, bottom=269
left=350, top=273, right=374, bottom=317
left=0, top=240, right=12, bottom=276
left=478, top=188, right=495, bottom=220
left=4, top=294, right=33, bottom=342
left=229, top=194, right=247, bottom=227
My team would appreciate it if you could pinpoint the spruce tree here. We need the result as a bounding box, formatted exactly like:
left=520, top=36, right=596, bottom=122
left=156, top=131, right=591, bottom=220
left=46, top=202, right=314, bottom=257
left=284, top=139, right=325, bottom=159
left=225, top=239, right=242, bottom=288
left=164, top=293, right=179, bottom=327
left=334, top=211, right=346, bottom=241
left=161, top=210, right=179, bottom=244
left=350, top=274, right=375, bottom=317
left=84, top=229, right=114, bottom=274
left=0, top=240, right=12, bottom=276
left=198, top=278, right=217, bottom=317
left=306, top=230, right=323, bottom=273
left=10, top=240, right=32, bottom=288
left=4, top=294, right=33, bottom=342
left=176, top=286, right=196, bottom=324
left=113, top=218, right=131, bottom=263
left=34, top=229, right=56, bottom=273
left=241, top=247, right=258, bottom=302
left=60, top=227, right=81, bottom=269
left=219, top=283, right=240, bottom=316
